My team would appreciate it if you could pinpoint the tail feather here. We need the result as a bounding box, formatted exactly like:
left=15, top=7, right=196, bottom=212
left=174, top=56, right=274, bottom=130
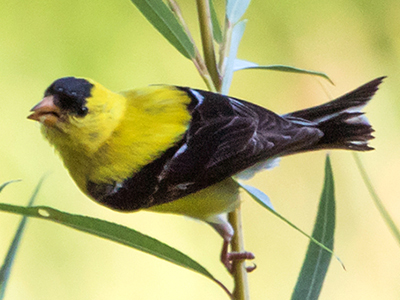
left=285, top=77, right=385, bottom=151
left=316, top=112, right=375, bottom=150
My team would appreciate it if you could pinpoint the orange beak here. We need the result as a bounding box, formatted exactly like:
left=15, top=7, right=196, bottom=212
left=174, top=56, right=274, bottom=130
left=27, top=96, right=61, bottom=127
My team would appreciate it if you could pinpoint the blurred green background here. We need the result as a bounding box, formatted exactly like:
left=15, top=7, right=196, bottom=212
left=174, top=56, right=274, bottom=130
left=1, top=0, right=399, bottom=299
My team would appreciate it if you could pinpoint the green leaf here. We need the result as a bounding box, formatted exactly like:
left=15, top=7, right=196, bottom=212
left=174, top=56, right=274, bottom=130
left=238, top=183, right=275, bottom=211
left=130, top=0, right=195, bottom=59
left=232, top=58, right=258, bottom=70
left=291, top=155, right=335, bottom=300
left=233, top=59, right=334, bottom=85
left=0, top=180, right=21, bottom=194
left=209, top=0, right=223, bottom=43
left=0, top=177, right=43, bottom=299
left=226, top=0, right=251, bottom=24
left=235, top=165, right=342, bottom=265
left=0, top=202, right=230, bottom=296
left=221, top=20, right=247, bottom=95
left=353, top=153, right=400, bottom=246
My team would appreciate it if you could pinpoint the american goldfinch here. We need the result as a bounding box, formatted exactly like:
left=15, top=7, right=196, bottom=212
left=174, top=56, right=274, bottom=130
left=28, top=76, right=384, bottom=271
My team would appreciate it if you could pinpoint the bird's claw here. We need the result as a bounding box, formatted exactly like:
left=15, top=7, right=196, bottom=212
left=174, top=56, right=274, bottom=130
left=221, top=240, right=256, bottom=273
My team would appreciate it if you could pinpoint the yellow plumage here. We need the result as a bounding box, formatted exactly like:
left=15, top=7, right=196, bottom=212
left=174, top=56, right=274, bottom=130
left=32, top=77, right=242, bottom=241
left=28, top=76, right=382, bottom=270
left=148, top=177, right=239, bottom=239
left=41, top=80, right=192, bottom=195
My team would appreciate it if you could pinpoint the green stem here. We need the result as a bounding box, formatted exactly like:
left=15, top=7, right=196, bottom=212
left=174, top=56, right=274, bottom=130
left=193, top=60, right=218, bottom=92
left=353, top=153, right=400, bottom=245
left=196, top=0, right=221, bottom=90
left=218, top=5, right=250, bottom=299
left=228, top=205, right=250, bottom=300
left=168, top=0, right=216, bottom=92
left=194, top=1, right=250, bottom=296
left=218, top=18, right=233, bottom=77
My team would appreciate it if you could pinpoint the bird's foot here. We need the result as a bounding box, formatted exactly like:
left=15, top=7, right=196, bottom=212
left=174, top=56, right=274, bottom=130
left=220, top=240, right=256, bottom=273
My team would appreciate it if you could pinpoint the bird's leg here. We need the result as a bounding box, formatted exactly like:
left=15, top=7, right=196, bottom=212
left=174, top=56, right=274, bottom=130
left=207, top=214, right=256, bottom=273
left=220, top=239, right=256, bottom=273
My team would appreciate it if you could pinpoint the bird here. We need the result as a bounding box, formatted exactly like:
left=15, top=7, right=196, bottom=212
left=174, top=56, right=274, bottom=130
left=28, top=76, right=384, bottom=272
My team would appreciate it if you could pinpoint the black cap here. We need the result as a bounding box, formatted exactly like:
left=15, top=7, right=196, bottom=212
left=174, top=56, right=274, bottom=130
left=45, top=77, right=93, bottom=117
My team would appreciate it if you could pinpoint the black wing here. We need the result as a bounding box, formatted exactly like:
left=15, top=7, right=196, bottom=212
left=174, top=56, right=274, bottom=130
left=159, top=88, right=322, bottom=186
left=89, top=88, right=322, bottom=211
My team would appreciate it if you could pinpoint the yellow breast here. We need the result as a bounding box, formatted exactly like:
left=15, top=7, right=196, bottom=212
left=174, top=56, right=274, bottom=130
left=89, top=86, right=192, bottom=185
left=42, top=84, right=193, bottom=195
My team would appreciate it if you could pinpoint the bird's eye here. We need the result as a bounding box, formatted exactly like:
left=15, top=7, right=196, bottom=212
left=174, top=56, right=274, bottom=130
left=77, top=106, right=89, bottom=117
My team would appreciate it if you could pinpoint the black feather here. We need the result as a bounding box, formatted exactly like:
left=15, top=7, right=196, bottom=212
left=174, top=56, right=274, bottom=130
left=89, top=78, right=384, bottom=211
left=45, top=77, right=93, bottom=117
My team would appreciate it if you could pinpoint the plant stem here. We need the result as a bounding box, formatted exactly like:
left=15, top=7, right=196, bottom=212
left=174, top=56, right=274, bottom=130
left=353, top=153, right=400, bottom=245
left=219, top=4, right=250, bottom=298
left=218, top=18, right=233, bottom=77
left=194, top=1, right=251, bottom=297
left=228, top=205, right=250, bottom=300
left=168, top=0, right=216, bottom=92
left=196, top=0, right=221, bottom=90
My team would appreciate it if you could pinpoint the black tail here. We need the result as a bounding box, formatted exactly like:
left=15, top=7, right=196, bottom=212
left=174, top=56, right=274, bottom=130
left=285, top=77, right=385, bottom=151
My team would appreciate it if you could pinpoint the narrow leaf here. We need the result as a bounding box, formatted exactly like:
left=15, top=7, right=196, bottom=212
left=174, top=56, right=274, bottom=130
left=0, top=180, right=21, bottom=194
left=130, top=0, right=195, bottom=59
left=0, top=202, right=229, bottom=295
left=238, top=183, right=274, bottom=211
left=236, top=176, right=342, bottom=265
left=209, top=0, right=222, bottom=43
left=221, top=20, right=247, bottom=95
left=232, top=58, right=258, bottom=71
left=0, top=177, right=43, bottom=299
left=291, top=155, right=335, bottom=300
left=233, top=59, right=334, bottom=85
left=353, top=153, right=400, bottom=246
left=226, top=0, right=251, bottom=24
